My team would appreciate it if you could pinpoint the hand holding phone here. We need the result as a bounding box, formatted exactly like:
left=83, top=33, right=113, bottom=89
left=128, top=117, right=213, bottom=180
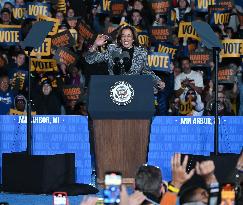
left=103, top=172, right=122, bottom=204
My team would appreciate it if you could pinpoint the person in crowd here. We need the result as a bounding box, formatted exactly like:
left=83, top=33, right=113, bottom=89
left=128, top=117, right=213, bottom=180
left=67, top=8, right=75, bottom=18
left=173, top=0, right=191, bottom=23
left=176, top=88, right=204, bottom=116
left=180, top=152, right=243, bottom=205
left=152, top=14, right=167, bottom=27
left=205, top=79, right=238, bottom=115
left=33, top=78, right=62, bottom=115
left=205, top=91, right=235, bottom=116
left=0, top=74, right=14, bottom=114
left=131, top=0, right=152, bottom=26
left=86, top=4, right=102, bottom=33
left=15, top=0, right=25, bottom=6
left=129, top=9, right=148, bottom=31
left=55, top=11, right=65, bottom=24
left=155, top=63, right=174, bottom=115
left=14, top=94, right=27, bottom=112
left=237, top=65, right=243, bottom=116
left=85, top=25, right=165, bottom=91
left=174, top=56, right=204, bottom=101
left=180, top=160, right=218, bottom=205
left=0, top=8, right=13, bottom=25
left=135, top=153, right=196, bottom=205
left=7, top=50, right=28, bottom=94
left=3, top=1, right=14, bottom=11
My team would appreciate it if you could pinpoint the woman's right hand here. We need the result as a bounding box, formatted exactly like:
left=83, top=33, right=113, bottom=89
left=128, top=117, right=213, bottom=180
left=94, top=34, right=109, bottom=47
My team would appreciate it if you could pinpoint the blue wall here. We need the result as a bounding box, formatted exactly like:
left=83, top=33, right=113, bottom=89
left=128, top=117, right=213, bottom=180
left=0, top=115, right=91, bottom=184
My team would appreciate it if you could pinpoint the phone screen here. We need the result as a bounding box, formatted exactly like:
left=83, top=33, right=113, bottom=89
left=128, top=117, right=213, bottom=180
left=53, top=192, right=68, bottom=205
left=221, top=184, right=235, bottom=205
left=104, top=172, right=122, bottom=204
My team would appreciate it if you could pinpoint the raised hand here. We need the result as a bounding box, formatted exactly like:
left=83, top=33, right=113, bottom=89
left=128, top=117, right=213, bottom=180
left=171, top=153, right=195, bottom=189
left=128, top=191, right=146, bottom=205
left=236, top=151, right=243, bottom=171
left=120, top=185, right=146, bottom=205
left=195, top=160, right=217, bottom=185
left=94, top=34, right=109, bottom=47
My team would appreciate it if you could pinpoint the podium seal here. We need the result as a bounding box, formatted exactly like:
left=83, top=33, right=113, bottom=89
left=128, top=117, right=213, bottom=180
left=110, top=81, right=134, bottom=106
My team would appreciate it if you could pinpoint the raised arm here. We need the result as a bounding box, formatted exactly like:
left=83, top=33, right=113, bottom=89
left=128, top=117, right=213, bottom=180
left=85, top=34, right=110, bottom=64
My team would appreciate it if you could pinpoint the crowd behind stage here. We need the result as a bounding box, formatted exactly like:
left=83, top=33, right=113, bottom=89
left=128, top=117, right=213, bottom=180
left=0, top=0, right=243, bottom=116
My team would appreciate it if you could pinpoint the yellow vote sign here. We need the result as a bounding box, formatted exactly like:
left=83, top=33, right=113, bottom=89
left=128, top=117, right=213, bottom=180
left=12, top=6, right=26, bottom=20
left=101, top=0, right=111, bottom=13
left=220, top=39, right=243, bottom=58
left=148, top=52, right=170, bottom=72
left=178, top=22, right=200, bottom=41
left=0, top=24, right=21, bottom=45
left=138, top=32, right=149, bottom=47
left=195, top=0, right=216, bottom=11
left=155, top=43, right=178, bottom=59
left=25, top=38, right=52, bottom=57
left=26, top=2, right=50, bottom=19
left=30, top=58, right=58, bottom=72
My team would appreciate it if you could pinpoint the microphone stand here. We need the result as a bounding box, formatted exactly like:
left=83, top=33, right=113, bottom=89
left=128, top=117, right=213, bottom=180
left=119, top=59, right=125, bottom=75
left=26, top=47, right=34, bottom=155
left=213, top=47, right=221, bottom=156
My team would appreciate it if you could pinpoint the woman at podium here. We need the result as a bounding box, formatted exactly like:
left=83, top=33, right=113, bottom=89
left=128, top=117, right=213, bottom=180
left=85, top=25, right=165, bottom=91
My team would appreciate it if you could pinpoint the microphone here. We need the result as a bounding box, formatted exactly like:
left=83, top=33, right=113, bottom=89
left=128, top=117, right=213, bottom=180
left=112, top=51, right=131, bottom=74
left=121, top=51, right=130, bottom=72
left=121, top=51, right=130, bottom=62
left=112, top=51, right=122, bottom=75
left=112, top=51, right=121, bottom=63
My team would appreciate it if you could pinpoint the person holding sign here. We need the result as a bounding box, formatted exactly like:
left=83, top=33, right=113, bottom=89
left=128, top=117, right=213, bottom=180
left=173, top=0, right=191, bottom=23
left=85, top=25, right=165, bottom=91
left=174, top=56, right=204, bottom=115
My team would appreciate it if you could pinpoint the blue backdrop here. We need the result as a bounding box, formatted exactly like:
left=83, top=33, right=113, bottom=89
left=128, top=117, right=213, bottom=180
left=0, top=115, right=91, bottom=184
left=0, top=116, right=242, bottom=184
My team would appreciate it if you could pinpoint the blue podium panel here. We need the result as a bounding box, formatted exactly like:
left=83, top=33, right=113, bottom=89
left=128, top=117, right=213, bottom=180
left=0, top=115, right=91, bottom=184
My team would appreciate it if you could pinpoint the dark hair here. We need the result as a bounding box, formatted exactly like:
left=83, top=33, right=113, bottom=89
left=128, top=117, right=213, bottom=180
left=117, top=25, right=139, bottom=47
left=131, top=9, right=142, bottom=16
left=185, top=88, right=197, bottom=101
left=179, top=56, right=191, bottom=67
left=135, top=165, right=162, bottom=201
left=177, top=0, right=190, bottom=8
left=1, top=8, right=11, bottom=15
left=0, top=73, right=9, bottom=81
left=179, top=176, right=208, bottom=204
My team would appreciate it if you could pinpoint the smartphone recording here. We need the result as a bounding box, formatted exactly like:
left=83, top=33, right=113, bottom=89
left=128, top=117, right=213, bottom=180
left=103, top=172, right=122, bottom=204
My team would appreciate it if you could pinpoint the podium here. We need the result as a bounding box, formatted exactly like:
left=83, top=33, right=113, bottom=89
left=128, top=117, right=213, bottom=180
left=88, top=75, right=155, bottom=181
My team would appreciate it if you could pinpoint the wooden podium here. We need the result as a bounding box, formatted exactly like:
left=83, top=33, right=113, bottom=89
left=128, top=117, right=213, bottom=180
left=88, top=75, right=154, bottom=182
left=92, top=119, right=150, bottom=181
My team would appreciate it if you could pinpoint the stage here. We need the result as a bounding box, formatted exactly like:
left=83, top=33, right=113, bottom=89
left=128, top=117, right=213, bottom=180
left=0, top=116, right=242, bottom=204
